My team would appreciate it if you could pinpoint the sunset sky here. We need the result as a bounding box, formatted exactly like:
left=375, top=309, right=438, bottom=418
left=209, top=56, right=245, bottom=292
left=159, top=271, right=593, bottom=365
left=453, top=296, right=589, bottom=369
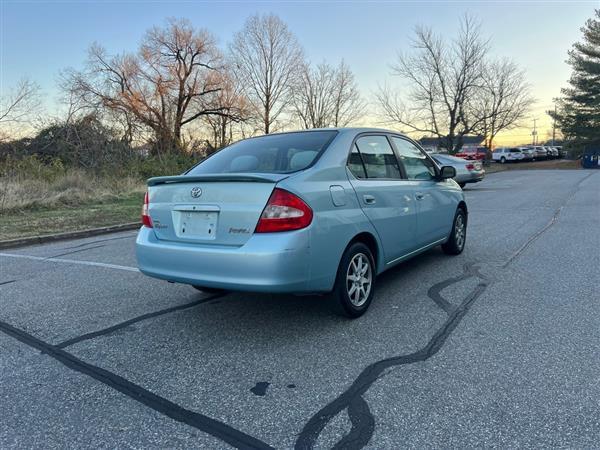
left=1, top=0, right=596, bottom=145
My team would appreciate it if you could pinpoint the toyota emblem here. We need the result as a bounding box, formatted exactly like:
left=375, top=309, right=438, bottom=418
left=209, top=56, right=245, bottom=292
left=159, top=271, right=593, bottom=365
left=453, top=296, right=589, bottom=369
left=190, top=187, right=202, bottom=198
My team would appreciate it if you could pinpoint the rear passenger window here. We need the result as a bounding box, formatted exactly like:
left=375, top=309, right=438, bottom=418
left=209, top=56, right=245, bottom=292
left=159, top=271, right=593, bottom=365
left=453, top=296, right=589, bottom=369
left=348, top=146, right=367, bottom=179
left=353, top=136, right=401, bottom=179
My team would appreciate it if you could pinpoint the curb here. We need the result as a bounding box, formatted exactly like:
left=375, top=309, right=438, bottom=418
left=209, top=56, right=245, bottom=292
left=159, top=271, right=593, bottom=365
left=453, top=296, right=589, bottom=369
left=0, top=222, right=141, bottom=250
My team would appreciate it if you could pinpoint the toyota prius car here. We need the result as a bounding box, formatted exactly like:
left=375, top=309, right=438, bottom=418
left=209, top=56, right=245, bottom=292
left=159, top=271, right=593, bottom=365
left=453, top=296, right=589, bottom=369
left=136, top=128, right=467, bottom=317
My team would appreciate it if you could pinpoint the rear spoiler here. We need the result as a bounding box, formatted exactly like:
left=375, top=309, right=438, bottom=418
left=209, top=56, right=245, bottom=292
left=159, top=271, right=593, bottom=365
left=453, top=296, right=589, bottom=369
left=147, top=173, right=289, bottom=187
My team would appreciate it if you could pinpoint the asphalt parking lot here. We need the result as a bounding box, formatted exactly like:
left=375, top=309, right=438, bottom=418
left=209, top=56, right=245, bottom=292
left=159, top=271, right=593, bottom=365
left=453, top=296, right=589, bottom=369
left=1, top=169, right=599, bottom=449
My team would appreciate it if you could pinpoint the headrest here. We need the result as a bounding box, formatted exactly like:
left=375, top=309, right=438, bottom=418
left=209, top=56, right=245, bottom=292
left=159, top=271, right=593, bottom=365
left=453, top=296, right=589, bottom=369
left=229, top=155, right=259, bottom=172
left=290, top=150, right=318, bottom=170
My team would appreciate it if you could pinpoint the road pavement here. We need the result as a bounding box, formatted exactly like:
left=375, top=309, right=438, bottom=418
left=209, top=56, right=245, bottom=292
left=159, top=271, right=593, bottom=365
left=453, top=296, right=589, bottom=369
left=1, top=169, right=599, bottom=449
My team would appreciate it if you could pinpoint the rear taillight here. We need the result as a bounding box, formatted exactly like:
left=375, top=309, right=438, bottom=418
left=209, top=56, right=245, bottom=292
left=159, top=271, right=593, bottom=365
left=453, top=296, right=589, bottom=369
left=142, top=191, right=153, bottom=228
left=465, top=164, right=475, bottom=171
left=255, top=188, right=313, bottom=233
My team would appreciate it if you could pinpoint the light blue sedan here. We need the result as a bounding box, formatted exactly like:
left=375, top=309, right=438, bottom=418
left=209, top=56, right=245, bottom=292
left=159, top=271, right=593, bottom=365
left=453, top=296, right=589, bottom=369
left=136, top=128, right=467, bottom=317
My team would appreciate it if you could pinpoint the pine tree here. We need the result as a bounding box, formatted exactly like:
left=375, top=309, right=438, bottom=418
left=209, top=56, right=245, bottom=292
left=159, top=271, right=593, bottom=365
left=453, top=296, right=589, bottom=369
left=551, top=10, right=600, bottom=145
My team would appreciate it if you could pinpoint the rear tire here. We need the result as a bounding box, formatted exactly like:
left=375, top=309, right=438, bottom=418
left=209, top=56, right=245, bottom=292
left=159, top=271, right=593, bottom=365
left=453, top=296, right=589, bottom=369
left=332, top=242, right=376, bottom=318
left=192, top=285, right=226, bottom=294
left=500, top=157, right=506, bottom=164
left=442, top=208, right=467, bottom=255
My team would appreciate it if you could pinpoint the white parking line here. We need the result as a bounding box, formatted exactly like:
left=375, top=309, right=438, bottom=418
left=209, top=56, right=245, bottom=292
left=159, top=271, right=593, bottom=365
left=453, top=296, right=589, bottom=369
left=0, top=252, right=139, bottom=272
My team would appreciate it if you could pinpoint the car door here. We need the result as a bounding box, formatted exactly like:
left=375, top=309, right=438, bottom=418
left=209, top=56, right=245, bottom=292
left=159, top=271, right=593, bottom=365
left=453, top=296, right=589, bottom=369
left=346, top=134, right=418, bottom=263
left=390, top=136, right=456, bottom=248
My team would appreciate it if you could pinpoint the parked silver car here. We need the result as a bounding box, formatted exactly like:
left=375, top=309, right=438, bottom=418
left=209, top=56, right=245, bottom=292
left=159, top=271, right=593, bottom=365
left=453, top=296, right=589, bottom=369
left=136, top=128, right=468, bottom=317
left=530, top=146, right=549, bottom=160
left=432, top=154, right=485, bottom=188
left=519, top=148, right=535, bottom=161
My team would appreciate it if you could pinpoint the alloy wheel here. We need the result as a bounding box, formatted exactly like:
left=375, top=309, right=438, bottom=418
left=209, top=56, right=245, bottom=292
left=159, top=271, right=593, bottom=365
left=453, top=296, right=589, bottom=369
left=346, top=253, right=372, bottom=307
left=455, top=214, right=466, bottom=250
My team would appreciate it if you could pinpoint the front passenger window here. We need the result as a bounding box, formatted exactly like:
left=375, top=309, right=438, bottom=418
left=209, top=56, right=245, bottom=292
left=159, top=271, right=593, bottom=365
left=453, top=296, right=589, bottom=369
left=391, top=137, right=436, bottom=180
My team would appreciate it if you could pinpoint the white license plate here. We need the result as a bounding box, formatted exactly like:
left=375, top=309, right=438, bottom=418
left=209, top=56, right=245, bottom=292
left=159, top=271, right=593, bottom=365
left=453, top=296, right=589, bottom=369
left=175, top=211, right=218, bottom=239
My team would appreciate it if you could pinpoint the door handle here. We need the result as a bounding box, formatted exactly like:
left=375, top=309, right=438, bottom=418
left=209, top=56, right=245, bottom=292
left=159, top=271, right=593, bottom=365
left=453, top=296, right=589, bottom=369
left=415, top=192, right=425, bottom=200
left=363, top=194, right=376, bottom=205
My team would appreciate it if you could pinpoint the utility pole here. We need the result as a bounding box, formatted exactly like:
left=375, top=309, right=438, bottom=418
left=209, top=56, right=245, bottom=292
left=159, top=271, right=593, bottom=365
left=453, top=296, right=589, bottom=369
left=532, top=118, right=538, bottom=146
left=552, top=104, right=556, bottom=146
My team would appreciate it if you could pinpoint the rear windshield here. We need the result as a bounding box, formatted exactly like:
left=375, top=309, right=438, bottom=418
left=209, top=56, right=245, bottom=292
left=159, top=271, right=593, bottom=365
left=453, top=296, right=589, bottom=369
left=188, top=131, right=337, bottom=175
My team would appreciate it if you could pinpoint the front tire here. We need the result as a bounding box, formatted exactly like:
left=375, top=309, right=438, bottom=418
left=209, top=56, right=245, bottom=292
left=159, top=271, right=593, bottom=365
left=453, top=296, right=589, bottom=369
left=332, top=242, right=376, bottom=318
left=500, top=157, right=506, bottom=164
left=442, top=208, right=467, bottom=255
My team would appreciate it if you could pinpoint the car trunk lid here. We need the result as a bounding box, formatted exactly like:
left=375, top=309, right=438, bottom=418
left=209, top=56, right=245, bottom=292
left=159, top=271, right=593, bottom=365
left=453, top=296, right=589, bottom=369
left=146, top=173, right=288, bottom=246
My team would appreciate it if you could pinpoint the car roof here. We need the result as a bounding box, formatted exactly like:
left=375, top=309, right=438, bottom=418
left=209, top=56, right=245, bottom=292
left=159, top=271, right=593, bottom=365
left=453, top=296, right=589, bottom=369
left=260, top=127, right=409, bottom=138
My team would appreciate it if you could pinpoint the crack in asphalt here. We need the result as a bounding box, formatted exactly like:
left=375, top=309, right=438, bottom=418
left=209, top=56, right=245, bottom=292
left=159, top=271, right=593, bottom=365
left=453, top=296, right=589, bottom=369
left=295, top=172, right=596, bottom=449
left=57, top=234, right=136, bottom=250
left=427, top=274, right=463, bottom=314
left=3, top=172, right=593, bottom=449
left=502, top=171, right=595, bottom=269
left=0, top=252, right=139, bottom=272
left=56, top=292, right=226, bottom=349
left=0, top=319, right=274, bottom=450
left=295, top=263, right=490, bottom=450
left=332, top=393, right=375, bottom=450
left=46, top=244, right=107, bottom=260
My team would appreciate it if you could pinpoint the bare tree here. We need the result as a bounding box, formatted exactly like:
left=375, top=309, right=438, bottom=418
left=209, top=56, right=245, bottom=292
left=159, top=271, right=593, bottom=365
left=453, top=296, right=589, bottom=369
left=292, top=60, right=364, bottom=129
left=202, top=71, right=252, bottom=150
left=292, top=62, right=337, bottom=129
left=472, top=58, right=533, bottom=151
left=229, top=14, right=304, bottom=134
left=58, top=70, right=136, bottom=146
left=0, top=78, right=41, bottom=124
left=331, top=61, right=364, bottom=127
left=64, top=18, right=236, bottom=154
left=377, top=15, right=489, bottom=153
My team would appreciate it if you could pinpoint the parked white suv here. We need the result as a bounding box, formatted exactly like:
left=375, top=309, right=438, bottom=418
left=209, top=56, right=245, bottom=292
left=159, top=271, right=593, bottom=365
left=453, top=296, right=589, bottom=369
left=493, top=147, right=525, bottom=163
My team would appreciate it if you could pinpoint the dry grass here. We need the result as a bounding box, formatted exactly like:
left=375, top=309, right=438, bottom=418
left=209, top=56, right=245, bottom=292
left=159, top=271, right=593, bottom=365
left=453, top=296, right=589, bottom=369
left=485, top=159, right=581, bottom=174
left=0, top=153, right=195, bottom=240
left=0, top=193, right=143, bottom=241
left=0, top=170, right=145, bottom=212
left=0, top=169, right=146, bottom=240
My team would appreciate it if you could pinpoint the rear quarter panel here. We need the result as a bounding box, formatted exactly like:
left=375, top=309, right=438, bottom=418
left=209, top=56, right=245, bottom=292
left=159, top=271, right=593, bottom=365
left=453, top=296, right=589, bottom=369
left=277, top=132, right=384, bottom=291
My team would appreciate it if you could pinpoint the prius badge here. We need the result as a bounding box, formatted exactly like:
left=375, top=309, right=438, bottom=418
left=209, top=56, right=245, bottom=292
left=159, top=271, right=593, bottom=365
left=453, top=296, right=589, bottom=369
left=190, top=187, right=202, bottom=198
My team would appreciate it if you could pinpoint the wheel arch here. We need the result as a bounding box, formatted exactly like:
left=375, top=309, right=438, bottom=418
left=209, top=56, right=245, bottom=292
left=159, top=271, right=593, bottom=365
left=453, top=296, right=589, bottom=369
left=347, top=231, right=382, bottom=273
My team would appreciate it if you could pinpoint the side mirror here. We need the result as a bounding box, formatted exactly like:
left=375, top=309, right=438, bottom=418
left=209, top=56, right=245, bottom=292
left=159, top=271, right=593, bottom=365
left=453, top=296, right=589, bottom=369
left=439, top=165, right=456, bottom=180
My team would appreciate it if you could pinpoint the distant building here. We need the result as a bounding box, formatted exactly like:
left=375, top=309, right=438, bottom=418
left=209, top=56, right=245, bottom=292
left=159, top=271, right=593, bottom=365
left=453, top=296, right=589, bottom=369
left=419, top=135, right=485, bottom=153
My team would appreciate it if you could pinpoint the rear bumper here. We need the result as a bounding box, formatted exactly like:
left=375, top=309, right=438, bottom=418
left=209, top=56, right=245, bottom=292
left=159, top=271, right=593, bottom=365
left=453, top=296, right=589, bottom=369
left=455, top=171, right=485, bottom=184
left=135, top=226, right=315, bottom=293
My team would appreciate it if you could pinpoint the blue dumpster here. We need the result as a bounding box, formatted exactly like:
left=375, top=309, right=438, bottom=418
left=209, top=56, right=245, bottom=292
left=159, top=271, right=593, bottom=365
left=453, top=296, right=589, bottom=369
left=582, top=147, right=600, bottom=169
